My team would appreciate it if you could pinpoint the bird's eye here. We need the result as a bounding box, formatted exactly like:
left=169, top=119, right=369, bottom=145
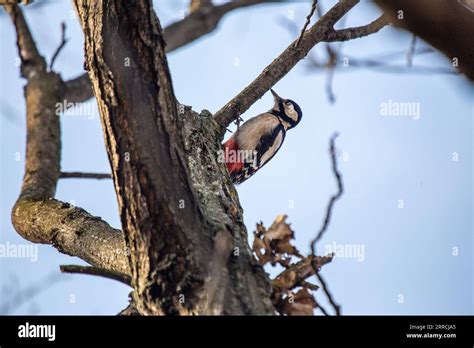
left=285, top=101, right=291, bottom=105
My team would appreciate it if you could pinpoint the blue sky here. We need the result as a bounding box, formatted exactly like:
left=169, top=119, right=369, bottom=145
left=0, top=0, right=472, bottom=315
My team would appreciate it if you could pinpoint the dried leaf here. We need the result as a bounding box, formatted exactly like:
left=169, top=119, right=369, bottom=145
left=252, top=215, right=302, bottom=267
left=280, top=288, right=317, bottom=316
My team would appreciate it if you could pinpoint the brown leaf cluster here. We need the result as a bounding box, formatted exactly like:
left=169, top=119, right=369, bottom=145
left=253, top=215, right=303, bottom=267
left=252, top=215, right=333, bottom=316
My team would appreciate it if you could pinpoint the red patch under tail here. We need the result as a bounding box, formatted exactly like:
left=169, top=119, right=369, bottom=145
left=223, top=138, right=244, bottom=174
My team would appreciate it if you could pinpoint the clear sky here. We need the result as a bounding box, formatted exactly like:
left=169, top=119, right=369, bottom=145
left=0, top=0, right=472, bottom=315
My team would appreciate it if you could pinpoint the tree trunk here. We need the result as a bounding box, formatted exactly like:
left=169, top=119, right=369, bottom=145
left=73, top=0, right=274, bottom=315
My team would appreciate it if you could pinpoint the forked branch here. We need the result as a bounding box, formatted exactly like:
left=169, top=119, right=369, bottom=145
left=213, top=0, right=390, bottom=135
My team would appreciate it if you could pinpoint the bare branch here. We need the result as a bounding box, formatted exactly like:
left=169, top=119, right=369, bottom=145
left=272, top=254, right=333, bottom=295
left=63, top=73, right=94, bottom=104
left=323, top=13, right=390, bottom=42
left=283, top=17, right=456, bottom=76
left=63, top=0, right=275, bottom=104
left=316, top=271, right=341, bottom=315
left=406, top=34, right=417, bottom=67
left=8, top=4, right=130, bottom=277
left=307, top=133, right=343, bottom=316
left=13, top=199, right=130, bottom=275
left=310, top=133, right=344, bottom=253
left=164, top=0, right=273, bottom=52
left=60, top=265, right=131, bottom=286
left=213, top=0, right=360, bottom=133
left=313, top=297, right=330, bottom=316
left=0, top=0, right=34, bottom=4
left=325, top=65, right=336, bottom=103
left=49, top=21, right=68, bottom=71
left=4, top=3, right=46, bottom=78
left=60, top=171, right=112, bottom=179
left=311, top=55, right=459, bottom=75
left=295, top=0, right=318, bottom=47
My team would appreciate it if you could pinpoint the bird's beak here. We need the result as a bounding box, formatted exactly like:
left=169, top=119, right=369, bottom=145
left=270, top=89, right=281, bottom=102
left=270, top=89, right=283, bottom=109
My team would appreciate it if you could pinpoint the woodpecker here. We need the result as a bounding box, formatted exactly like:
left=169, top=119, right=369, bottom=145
left=223, top=89, right=303, bottom=184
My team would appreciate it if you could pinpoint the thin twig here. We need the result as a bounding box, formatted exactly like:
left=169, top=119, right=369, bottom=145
left=295, top=0, right=318, bottom=47
left=406, top=34, right=417, bottom=67
left=324, top=43, right=338, bottom=103
left=325, top=65, right=336, bottom=103
left=60, top=172, right=112, bottom=179
left=313, top=296, right=330, bottom=316
left=49, top=22, right=68, bottom=71
left=60, top=265, right=132, bottom=286
left=309, top=133, right=344, bottom=316
left=310, top=133, right=344, bottom=254
left=283, top=17, right=455, bottom=75
left=316, top=271, right=341, bottom=315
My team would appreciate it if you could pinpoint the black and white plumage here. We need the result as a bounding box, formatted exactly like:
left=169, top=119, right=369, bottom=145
left=223, top=89, right=303, bottom=184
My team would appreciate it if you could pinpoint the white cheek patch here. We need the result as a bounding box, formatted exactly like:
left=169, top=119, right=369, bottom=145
left=285, top=104, right=297, bottom=121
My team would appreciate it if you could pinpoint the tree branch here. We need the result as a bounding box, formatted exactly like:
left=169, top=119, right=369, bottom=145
left=60, top=171, right=112, bottom=179
left=309, top=133, right=344, bottom=316
left=63, top=73, right=94, bottom=104
left=7, top=4, right=130, bottom=277
left=62, top=0, right=275, bottom=104
left=49, top=21, right=68, bottom=71
left=283, top=17, right=456, bottom=76
left=272, top=254, right=333, bottom=295
left=316, top=271, right=341, bottom=315
left=13, top=199, right=130, bottom=275
left=295, top=0, right=318, bottom=47
left=213, top=0, right=360, bottom=133
left=4, top=3, right=46, bottom=78
left=60, top=265, right=131, bottom=286
left=310, top=133, right=343, bottom=253
left=165, top=0, right=273, bottom=52
left=323, top=13, right=390, bottom=42
left=406, top=34, right=417, bottom=67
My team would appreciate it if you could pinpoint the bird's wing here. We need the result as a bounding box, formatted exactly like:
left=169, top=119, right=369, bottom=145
left=234, top=113, right=282, bottom=151
left=233, top=115, right=286, bottom=184
left=257, top=126, right=286, bottom=168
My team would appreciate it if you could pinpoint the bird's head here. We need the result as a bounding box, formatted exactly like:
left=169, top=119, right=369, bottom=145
left=270, top=89, right=303, bottom=129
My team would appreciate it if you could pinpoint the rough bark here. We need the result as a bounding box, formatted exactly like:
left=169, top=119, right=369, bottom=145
left=73, top=0, right=274, bottom=315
